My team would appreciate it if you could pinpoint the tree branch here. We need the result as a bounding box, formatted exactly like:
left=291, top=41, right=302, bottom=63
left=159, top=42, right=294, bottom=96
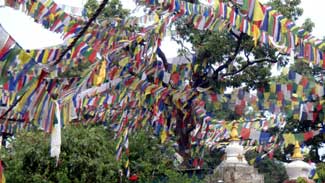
left=213, top=33, right=243, bottom=79
left=171, top=35, right=192, bottom=62
left=244, top=45, right=254, bottom=62
left=53, top=0, right=109, bottom=66
left=222, top=57, right=277, bottom=77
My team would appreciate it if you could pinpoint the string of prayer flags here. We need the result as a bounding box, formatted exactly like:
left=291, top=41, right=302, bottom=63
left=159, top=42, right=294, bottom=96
left=282, top=129, right=323, bottom=147
left=140, top=0, right=325, bottom=68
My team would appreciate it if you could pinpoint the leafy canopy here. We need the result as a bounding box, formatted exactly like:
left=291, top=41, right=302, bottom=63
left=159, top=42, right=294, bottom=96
left=1, top=126, right=202, bottom=183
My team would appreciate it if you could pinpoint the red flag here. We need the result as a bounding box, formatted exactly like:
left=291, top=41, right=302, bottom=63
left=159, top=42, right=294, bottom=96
left=170, top=72, right=180, bottom=85
left=304, top=131, right=313, bottom=141
left=240, top=128, right=250, bottom=140
left=300, top=77, right=309, bottom=87
left=0, top=37, right=15, bottom=59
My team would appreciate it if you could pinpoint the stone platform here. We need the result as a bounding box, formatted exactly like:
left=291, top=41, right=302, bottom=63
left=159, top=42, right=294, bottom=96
left=218, top=162, right=264, bottom=183
left=206, top=162, right=264, bottom=183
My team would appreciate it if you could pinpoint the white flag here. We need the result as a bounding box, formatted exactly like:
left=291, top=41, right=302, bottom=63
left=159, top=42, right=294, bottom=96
left=163, top=72, right=170, bottom=84
left=50, top=100, right=61, bottom=165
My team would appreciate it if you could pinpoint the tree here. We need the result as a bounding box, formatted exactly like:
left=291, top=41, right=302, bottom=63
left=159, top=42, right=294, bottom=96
left=266, top=0, right=303, bottom=21
left=170, top=0, right=318, bottom=167
left=77, top=0, right=322, bottom=169
left=127, top=129, right=203, bottom=182
left=0, top=126, right=123, bottom=183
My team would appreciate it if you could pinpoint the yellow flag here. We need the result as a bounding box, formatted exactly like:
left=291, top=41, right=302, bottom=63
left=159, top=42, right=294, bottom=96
left=30, top=2, right=38, bottom=14
left=245, top=21, right=252, bottom=36
left=145, top=85, right=155, bottom=96
left=263, top=101, right=269, bottom=108
left=44, top=0, right=52, bottom=7
left=313, top=172, right=319, bottom=180
left=125, top=159, right=129, bottom=168
left=17, top=80, right=38, bottom=112
left=108, top=36, right=115, bottom=48
left=42, top=49, right=50, bottom=64
left=283, top=133, right=296, bottom=147
left=293, top=113, right=299, bottom=120
left=281, top=18, right=288, bottom=33
left=253, top=1, right=264, bottom=22
left=1, top=174, right=5, bottom=183
left=161, top=130, right=167, bottom=143
left=130, top=78, right=139, bottom=91
left=120, top=88, right=127, bottom=100
left=9, top=94, right=15, bottom=106
left=154, top=12, right=160, bottom=23
left=319, top=43, right=325, bottom=50
left=194, top=64, right=199, bottom=73
left=264, top=92, right=270, bottom=100
left=252, top=24, right=260, bottom=46
left=270, top=83, right=276, bottom=93
left=34, top=94, right=46, bottom=122
left=297, top=85, right=303, bottom=97
left=282, top=67, right=289, bottom=75
left=249, top=158, right=255, bottom=165
left=49, top=14, right=55, bottom=23
left=18, top=51, right=31, bottom=65
left=226, top=7, right=232, bottom=19
left=214, top=0, right=219, bottom=9
left=119, top=57, right=129, bottom=67
left=98, top=60, right=107, bottom=84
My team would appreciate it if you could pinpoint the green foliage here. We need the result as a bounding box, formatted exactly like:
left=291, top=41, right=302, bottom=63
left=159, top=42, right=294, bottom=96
left=266, top=0, right=303, bottom=20
left=255, top=158, right=288, bottom=183
left=58, top=59, right=91, bottom=78
left=296, top=177, right=307, bottom=183
left=173, top=0, right=317, bottom=93
left=290, top=59, right=314, bottom=77
left=127, top=130, right=203, bottom=182
left=1, top=126, right=201, bottom=183
left=302, top=18, right=315, bottom=33
left=316, top=162, right=325, bottom=182
left=1, top=126, right=122, bottom=183
left=84, top=0, right=129, bottom=20
left=175, top=20, right=277, bottom=91
left=203, top=148, right=225, bottom=170
left=245, top=150, right=288, bottom=183
left=289, top=59, right=323, bottom=82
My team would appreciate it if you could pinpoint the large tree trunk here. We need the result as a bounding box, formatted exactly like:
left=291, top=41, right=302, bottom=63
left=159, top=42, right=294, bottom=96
left=175, top=108, right=195, bottom=167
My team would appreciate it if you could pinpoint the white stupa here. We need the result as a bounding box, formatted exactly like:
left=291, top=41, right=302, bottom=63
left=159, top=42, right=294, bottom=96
left=223, top=123, right=247, bottom=164
left=213, top=123, right=264, bottom=183
left=285, top=141, right=312, bottom=181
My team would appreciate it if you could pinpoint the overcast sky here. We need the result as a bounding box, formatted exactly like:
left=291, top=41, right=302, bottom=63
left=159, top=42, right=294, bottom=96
left=0, top=0, right=324, bottom=52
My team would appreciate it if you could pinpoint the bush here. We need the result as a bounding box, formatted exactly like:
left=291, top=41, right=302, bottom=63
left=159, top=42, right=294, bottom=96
left=1, top=126, right=122, bottom=183
left=1, top=126, right=202, bottom=183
